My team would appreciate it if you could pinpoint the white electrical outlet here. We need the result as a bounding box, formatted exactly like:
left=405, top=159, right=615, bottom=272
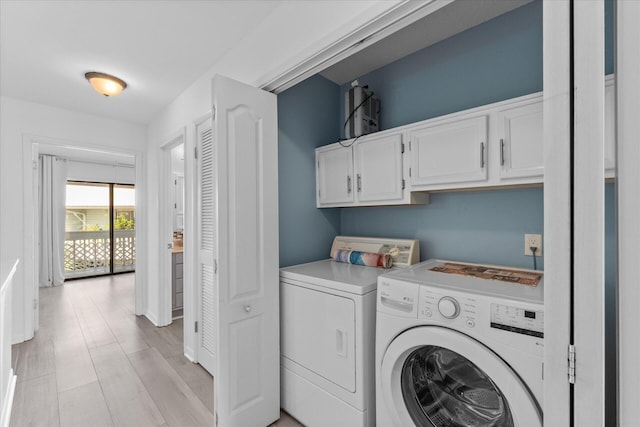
left=524, top=234, right=543, bottom=256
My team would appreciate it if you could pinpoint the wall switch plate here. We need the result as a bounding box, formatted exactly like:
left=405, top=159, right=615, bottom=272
left=524, top=234, right=543, bottom=256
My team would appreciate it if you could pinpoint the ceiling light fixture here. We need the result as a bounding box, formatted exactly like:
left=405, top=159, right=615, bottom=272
left=84, top=71, right=127, bottom=97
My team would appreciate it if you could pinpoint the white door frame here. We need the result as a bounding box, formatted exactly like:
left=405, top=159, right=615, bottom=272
left=616, top=0, right=640, bottom=424
left=22, top=135, right=146, bottom=342
left=158, top=129, right=186, bottom=327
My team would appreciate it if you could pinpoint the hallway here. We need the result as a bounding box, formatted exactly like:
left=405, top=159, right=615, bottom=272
left=9, top=274, right=299, bottom=427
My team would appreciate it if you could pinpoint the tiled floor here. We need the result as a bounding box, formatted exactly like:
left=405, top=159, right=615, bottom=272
left=10, top=273, right=302, bottom=427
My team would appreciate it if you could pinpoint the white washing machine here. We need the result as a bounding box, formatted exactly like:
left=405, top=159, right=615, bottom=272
left=376, top=259, right=544, bottom=427
left=280, top=237, right=419, bottom=427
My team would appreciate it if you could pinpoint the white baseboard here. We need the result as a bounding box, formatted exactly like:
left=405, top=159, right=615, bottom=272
left=184, top=345, right=196, bottom=363
left=144, top=310, right=160, bottom=326
left=1, top=370, right=17, bottom=427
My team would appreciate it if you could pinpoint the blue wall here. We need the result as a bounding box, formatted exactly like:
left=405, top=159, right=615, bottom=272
left=340, top=1, right=542, bottom=136
left=278, top=75, right=341, bottom=267
left=340, top=1, right=545, bottom=270
left=342, top=188, right=544, bottom=269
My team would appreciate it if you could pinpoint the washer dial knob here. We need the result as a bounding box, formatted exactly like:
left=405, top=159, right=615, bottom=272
left=438, top=297, right=460, bottom=319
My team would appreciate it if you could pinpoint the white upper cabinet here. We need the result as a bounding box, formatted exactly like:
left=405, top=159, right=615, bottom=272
left=495, top=97, right=544, bottom=181
left=316, top=144, right=354, bottom=206
left=316, top=77, right=616, bottom=207
left=316, top=131, right=428, bottom=208
left=408, top=115, right=488, bottom=188
left=354, top=133, right=404, bottom=203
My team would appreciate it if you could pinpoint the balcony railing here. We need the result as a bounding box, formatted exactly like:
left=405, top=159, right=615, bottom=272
left=64, top=230, right=136, bottom=278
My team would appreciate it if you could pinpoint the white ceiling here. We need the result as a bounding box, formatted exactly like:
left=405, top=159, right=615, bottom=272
left=0, top=0, right=283, bottom=124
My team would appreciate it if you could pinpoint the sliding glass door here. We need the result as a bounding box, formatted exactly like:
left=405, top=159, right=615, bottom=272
left=64, top=181, right=135, bottom=279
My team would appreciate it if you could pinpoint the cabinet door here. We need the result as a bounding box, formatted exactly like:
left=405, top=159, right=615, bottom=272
left=409, top=115, right=488, bottom=187
left=316, top=145, right=354, bottom=206
left=604, top=78, right=615, bottom=173
left=496, top=100, right=543, bottom=180
left=354, top=133, right=404, bottom=203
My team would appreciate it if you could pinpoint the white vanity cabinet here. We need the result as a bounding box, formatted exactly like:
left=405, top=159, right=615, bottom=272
left=494, top=95, right=544, bottom=182
left=408, top=115, right=488, bottom=189
left=316, top=131, right=427, bottom=208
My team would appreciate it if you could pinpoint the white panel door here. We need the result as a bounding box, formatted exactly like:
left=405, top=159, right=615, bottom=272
left=496, top=100, right=544, bottom=180
left=354, top=132, right=404, bottom=203
left=212, top=75, right=279, bottom=427
left=195, top=119, right=216, bottom=376
left=316, top=144, right=354, bottom=207
left=409, top=115, right=488, bottom=187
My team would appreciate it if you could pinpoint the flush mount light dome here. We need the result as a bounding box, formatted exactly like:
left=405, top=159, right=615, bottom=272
left=84, top=72, right=127, bottom=97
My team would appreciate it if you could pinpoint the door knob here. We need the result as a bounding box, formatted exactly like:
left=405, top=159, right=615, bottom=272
left=244, top=305, right=252, bottom=313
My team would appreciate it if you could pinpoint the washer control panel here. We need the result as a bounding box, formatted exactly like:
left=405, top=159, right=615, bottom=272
left=437, top=297, right=460, bottom=319
left=490, top=303, right=544, bottom=338
left=419, top=288, right=478, bottom=327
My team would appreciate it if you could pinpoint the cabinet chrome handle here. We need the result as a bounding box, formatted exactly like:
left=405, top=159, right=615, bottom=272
left=500, top=138, right=505, bottom=166
left=244, top=305, right=252, bottom=313
left=480, top=142, right=485, bottom=168
left=347, top=176, right=352, bottom=193
left=357, top=174, right=362, bottom=192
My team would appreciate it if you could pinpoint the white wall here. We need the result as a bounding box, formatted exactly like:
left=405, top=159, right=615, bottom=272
left=144, top=0, right=401, bottom=358
left=0, top=96, right=146, bottom=343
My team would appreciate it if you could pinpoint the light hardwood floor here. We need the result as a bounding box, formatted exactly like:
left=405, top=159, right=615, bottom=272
left=10, top=273, right=302, bottom=427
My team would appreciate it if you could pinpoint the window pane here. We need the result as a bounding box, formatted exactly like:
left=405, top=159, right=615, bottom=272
left=64, top=182, right=111, bottom=278
left=114, top=184, right=135, bottom=272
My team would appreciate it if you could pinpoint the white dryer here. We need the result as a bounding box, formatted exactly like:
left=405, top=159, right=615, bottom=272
left=280, top=236, right=419, bottom=427
left=376, top=259, right=544, bottom=427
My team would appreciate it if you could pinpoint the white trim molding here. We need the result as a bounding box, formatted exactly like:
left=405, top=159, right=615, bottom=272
left=158, top=128, right=186, bottom=327
left=257, top=0, right=452, bottom=93
left=542, top=0, right=572, bottom=424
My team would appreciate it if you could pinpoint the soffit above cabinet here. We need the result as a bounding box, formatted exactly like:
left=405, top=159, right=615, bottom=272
left=320, top=0, right=533, bottom=86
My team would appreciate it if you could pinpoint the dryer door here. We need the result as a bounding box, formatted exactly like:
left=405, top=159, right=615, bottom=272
left=380, top=326, right=541, bottom=427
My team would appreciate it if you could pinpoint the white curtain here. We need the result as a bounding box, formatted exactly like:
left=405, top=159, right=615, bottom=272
left=39, top=155, right=67, bottom=287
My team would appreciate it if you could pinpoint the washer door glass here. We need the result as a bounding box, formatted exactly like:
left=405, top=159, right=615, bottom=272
left=401, top=345, right=514, bottom=427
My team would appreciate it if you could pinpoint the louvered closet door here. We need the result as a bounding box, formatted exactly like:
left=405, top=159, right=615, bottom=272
left=196, top=118, right=216, bottom=375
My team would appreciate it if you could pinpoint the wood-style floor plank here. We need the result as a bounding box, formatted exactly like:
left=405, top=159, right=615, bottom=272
left=10, top=273, right=303, bottom=427
left=71, top=293, right=117, bottom=349
left=9, top=373, right=59, bottom=427
left=89, top=342, right=165, bottom=427
left=128, top=347, right=213, bottom=427
left=53, top=333, right=98, bottom=392
left=13, top=337, right=55, bottom=383
left=165, top=353, right=214, bottom=413
left=58, top=381, right=113, bottom=427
